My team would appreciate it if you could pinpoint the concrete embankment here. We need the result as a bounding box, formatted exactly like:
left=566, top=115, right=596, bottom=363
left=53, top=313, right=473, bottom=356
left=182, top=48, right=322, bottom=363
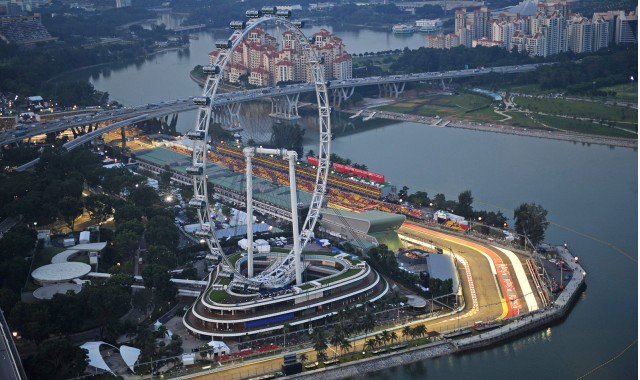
left=454, top=245, right=586, bottom=352
left=286, top=342, right=456, bottom=380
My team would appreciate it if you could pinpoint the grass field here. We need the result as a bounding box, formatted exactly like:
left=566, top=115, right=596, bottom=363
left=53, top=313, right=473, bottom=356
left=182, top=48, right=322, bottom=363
left=375, top=93, right=500, bottom=121
left=514, top=96, right=638, bottom=123
left=319, top=268, right=361, bottom=285
left=597, top=83, right=638, bottom=103
left=32, top=247, right=65, bottom=269
left=370, top=90, right=637, bottom=140
left=534, top=114, right=636, bottom=138
left=208, top=289, right=230, bottom=303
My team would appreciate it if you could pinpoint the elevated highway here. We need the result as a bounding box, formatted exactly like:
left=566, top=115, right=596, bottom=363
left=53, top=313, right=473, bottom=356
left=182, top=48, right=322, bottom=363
left=0, top=63, right=541, bottom=149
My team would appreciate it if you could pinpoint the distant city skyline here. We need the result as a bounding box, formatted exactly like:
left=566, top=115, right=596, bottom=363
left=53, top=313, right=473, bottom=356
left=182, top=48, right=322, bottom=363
left=426, top=0, right=637, bottom=56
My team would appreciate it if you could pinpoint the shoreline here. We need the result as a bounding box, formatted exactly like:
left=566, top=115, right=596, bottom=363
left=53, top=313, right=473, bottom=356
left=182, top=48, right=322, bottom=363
left=346, top=107, right=638, bottom=149
left=285, top=246, right=587, bottom=379
left=45, top=45, right=190, bottom=84
left=185, top=68, right=637, bottom=149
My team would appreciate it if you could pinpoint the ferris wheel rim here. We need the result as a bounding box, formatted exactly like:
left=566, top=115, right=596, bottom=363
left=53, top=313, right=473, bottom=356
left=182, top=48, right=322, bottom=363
left=190, top=15, right=331, bottom=288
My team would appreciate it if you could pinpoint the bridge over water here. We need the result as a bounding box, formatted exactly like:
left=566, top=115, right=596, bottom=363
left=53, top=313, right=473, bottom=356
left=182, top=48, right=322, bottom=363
left=1, top=63, right=541, bottom=171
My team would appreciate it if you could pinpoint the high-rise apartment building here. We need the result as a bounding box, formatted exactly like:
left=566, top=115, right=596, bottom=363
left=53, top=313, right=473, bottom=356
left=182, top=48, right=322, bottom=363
left=567, top=15, right=593, bottom=53
left=214, top=27, right=351, bottom=86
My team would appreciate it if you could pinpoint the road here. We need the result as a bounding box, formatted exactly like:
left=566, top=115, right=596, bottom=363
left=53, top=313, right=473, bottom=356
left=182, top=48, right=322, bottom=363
left=0, top=63, right=543, bottom=147
left=0, top=310, right=25, bottom=380
left=175, top=223, right=520, bottom=380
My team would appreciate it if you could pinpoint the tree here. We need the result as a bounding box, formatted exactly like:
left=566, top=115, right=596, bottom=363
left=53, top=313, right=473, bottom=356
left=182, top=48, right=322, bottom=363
left=390, top=331, right=398, bottom=346
left=113, top=229, right=140, bottom=258
left=432, top=193, right=447, bottom=210
left=457, top=190, right=474, bottom=218
left=413, top=324, right=427, bottom=339
left=159, top=165, right=173, bottom=193
left=513, top=203, right=549, bottom=246
left=84, top=194, right=116, bottom=224
left=329, top=328, right=343, bottom=359
left=25, top=338, right=88, bottom=380
left=58, top=196, right=82, bottom=229
left=130, top=185, right=160, bottom=210
left=339, top=338, right=352, bottom=356
left=311, top=330, right=328, bottom=362
left=398, top=186, right=409, bottom=202
left=298, top=352, right=308, bottom=364
left=365, top=338, right=377, bottom=352
left=270, top=123, right=305, bottom=156
left=381, top=330, right=391, bottom=348
left=402, top=325, right=412, bottom=342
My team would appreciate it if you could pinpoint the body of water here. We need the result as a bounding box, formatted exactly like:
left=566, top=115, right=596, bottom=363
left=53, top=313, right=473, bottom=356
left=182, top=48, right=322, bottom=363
left=59, top=15, right=638, bottom=378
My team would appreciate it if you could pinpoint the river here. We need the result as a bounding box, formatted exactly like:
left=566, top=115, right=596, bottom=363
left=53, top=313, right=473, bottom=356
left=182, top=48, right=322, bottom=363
left=61, top=17, right=638, bottom=378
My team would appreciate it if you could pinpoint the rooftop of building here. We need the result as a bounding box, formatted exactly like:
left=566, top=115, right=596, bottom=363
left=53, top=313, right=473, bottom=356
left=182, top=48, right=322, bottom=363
left=134, top=147, right=314, bottom=211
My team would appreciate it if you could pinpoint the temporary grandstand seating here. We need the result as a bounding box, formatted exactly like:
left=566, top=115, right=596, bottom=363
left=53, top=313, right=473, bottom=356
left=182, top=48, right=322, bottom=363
left=0, top=15, right=57, bottom=46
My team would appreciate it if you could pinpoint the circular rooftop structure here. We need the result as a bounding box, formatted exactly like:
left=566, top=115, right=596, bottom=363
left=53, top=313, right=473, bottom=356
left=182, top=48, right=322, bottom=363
left=31, top=262, right=91, bottom=285
left=33, top=283, right=83, bottom=300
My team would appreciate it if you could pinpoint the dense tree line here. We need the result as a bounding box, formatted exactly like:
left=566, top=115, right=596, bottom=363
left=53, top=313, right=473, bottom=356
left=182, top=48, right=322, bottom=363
left=0, top=146, right=186, bottom=378
left=270, top=123, right=305, bottom=156
left=533, top=46, right=637, bottom=95
left=391, top=44, right=637, bottom=97
left=399, top=188, right=509, bottom=228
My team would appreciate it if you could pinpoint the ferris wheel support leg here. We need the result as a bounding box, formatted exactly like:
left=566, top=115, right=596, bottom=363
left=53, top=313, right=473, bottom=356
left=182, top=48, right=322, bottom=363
left=244, top=148, right=255, bottom=278
left=286, top=150, right=302, bottom=285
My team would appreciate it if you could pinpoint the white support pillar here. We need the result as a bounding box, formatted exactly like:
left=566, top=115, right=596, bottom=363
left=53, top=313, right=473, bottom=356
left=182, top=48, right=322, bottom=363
left=286, top=151, right=302, bottom=285
left=243, top=147, right=255, bottom=278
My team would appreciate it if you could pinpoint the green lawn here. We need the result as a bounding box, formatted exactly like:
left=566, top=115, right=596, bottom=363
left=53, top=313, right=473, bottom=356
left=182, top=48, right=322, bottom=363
left=514, top=97, right=638, bottom=123
left=319, top=268, right=361, bottom=285
left=376, top=93, right=498, bottom=120
left=597, top=83, right=638, bottom=103
left=227, top=253, right=242, bottom=267
left=32, top=247, right=65, bottom=268
left=302, top=251, right=335, bottom=257
left=208, top=289, right=229, bottom=303
left=535, top=114, right=637, bottom=138
left=500, top=111, right=548, bottom=130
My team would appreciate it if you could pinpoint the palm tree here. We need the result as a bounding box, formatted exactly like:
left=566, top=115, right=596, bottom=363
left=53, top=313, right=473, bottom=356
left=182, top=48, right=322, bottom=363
left=329, top=329, right=343, bottom=359
left=414, top=324, right=427, bottom=339
left=360, top=311, right=376, bottom=351
left=402, top=326, right=412, bottom=342
left=375, top=334, right=384, bottom=350
left=381, top=330, right=391, bottom=348
left=409, top=326, right=418, bottom=342
left=316, top=350, right=328, bottom=363
left=339, top=338, right=352, bottom=356
left=365, top=338, right=377, bottom=353
left=390, top=331, right=398, bottom=346
left=298, top=352, right=308, bottom=364
left=312, top=330, right=328, bottom=355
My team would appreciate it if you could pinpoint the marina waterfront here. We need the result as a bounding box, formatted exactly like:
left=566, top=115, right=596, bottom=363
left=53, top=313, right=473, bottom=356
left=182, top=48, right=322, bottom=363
left=57, top=24, right=637, bottom=379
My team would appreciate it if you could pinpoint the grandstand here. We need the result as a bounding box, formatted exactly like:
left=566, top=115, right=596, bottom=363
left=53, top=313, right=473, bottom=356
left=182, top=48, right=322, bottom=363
left=159, top=141, right=426, bottom=219
left=0, top=13, right=57, bottom=47
left=133, top=147, right=315, bottom=221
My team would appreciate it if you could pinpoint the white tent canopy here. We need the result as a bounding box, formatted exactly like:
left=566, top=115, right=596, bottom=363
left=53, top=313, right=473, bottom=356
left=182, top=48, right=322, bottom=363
left=80, top=341, right=115, bottom=374
left=81, top=341, right=141, bottom=374
left=207, top=340, right=230, bottom=355
left=119, top=345, right=141, bottom=373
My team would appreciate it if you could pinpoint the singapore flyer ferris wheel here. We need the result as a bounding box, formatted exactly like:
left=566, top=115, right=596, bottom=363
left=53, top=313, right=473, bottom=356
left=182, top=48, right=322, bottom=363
left=186, top=8, right=331, bottom=290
